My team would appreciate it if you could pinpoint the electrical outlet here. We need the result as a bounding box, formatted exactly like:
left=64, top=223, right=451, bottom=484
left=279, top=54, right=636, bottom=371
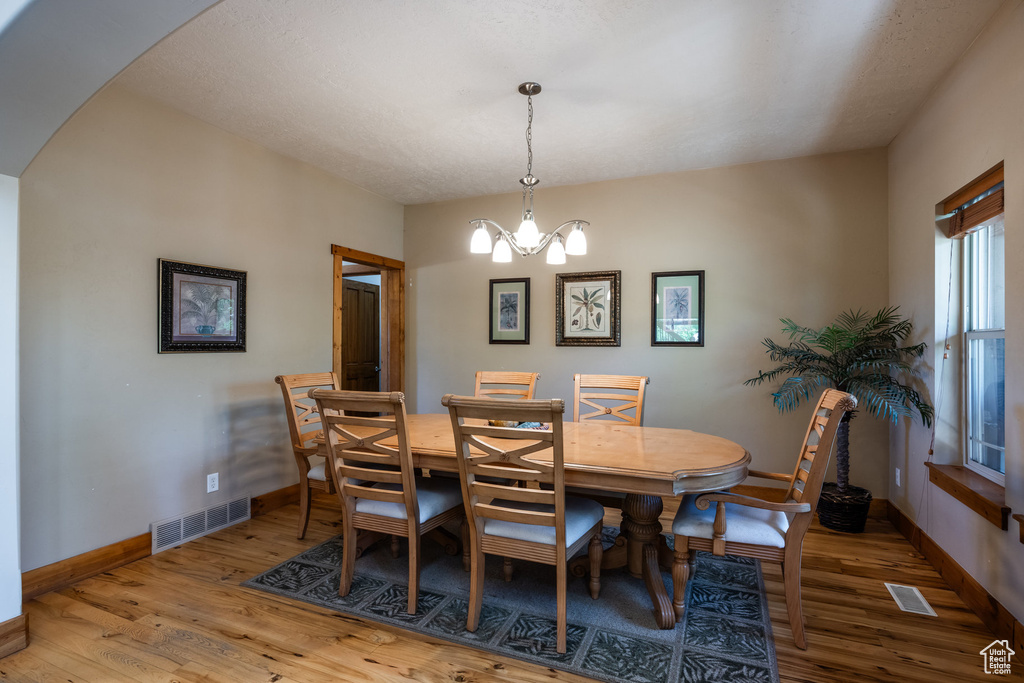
left=895, top=467, right=901, bottom=487
left=207, top=472, right=219, bottom=493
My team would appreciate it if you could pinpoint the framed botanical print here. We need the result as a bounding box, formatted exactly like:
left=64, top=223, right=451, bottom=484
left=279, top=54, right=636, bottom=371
left=159, top=259, right=247, bottom=353
left=489, top=277, right=530, bottom=344
left=555, top=270, right=621, bottom=346
left=651, top=270, right=704, bottom=346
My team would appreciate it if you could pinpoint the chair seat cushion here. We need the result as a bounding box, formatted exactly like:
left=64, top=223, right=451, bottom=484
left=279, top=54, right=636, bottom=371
left=671, top=494, right=791, bottom=548
left=430, top=470, right=509, bottom=485
left=482, top=496, right=604, bottom=547
left=307, top=461, right=328, bottom=481
left=354, top=476, right=463, bottom=523
left=308, top=460, right=367, bottom=486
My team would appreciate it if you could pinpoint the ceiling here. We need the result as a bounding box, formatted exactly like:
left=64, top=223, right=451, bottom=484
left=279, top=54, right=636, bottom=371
left=113, top=0, right=1003, bottom=205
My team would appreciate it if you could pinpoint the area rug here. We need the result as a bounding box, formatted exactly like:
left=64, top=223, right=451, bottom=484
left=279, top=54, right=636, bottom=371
left=242, top=528, right=779, bottom=683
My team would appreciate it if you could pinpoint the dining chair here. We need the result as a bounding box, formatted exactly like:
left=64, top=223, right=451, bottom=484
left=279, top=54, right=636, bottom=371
left=430, top=371, right=538, bottom=479
left=275, top=372, right=342, bottom=539
left=567, top=373, right=650, bottom=508
left=670, top=388, right=856, bottom=649
left=474, top=371, right=540, bottom=400
left=310, top=389, right=464, bottom=614
left=442, top=394, right=604, bottom=654
left=572, top=373, right=649, bottom=425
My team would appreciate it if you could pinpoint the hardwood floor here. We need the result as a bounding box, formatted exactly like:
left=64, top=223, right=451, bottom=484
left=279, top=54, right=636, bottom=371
left=1, top=495, right=1011, bottom=682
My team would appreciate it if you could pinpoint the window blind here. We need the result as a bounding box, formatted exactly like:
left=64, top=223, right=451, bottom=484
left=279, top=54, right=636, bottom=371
left=947, top=187, right=1004, bottom=239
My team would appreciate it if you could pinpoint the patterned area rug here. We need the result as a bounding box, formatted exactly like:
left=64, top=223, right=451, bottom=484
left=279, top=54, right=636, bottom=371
left=243, top=529, right=779, bottom=683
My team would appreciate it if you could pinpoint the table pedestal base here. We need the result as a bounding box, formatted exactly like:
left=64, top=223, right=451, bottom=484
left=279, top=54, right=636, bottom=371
left=571, top=493, right=677, bottom=629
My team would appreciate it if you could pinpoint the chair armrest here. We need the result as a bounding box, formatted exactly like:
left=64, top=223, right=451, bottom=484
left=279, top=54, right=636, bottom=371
left=747, top=469, right=792, bottom=482
left=695, top=492, right=810, bottom=514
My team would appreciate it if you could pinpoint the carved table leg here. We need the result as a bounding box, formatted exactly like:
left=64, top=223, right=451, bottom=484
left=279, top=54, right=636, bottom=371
left=642, top=543, right=676, bottom=629
left=567, top=493, right=677, bottom=629
left=622, top=493, right=675, bottom=629
left=621, top=494, right=664, bottom=578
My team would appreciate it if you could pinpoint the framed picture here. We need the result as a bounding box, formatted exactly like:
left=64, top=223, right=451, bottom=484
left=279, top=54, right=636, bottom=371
left=159, top=259, right=247, bottom=353
left=489, top=277, right=530, bottom=344
left=555, top=270, right=621, bottom=346
left=651, top=270, right=704, bottom=346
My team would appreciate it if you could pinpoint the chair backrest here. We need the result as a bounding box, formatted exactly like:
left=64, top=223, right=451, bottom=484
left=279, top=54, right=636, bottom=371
left=442, top=394, right=567, bottom=546
left=572, top=373, right=650, bottom=425
left=474, top=371, right=540, bottom=400
left=275, top=372, right=341, bottom=454
left=309, top=389, right=418, bottom=522
left=783, top=388, right=857, bottom=514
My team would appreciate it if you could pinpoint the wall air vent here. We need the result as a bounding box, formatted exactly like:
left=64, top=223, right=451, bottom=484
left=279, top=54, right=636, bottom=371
left=150, top=494, right=251, bottom=554
left=884, top=582, right=937, bottom=616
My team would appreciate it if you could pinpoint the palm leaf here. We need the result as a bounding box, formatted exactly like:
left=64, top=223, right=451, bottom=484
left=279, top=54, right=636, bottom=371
left=747, top=307, right=934, bottom=492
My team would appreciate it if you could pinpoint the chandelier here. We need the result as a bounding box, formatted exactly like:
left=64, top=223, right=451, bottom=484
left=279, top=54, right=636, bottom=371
left=469, top=82, right=588, bottom=264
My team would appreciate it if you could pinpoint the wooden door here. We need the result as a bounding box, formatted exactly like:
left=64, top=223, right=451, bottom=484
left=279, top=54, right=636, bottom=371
left=341, top=280, right=380, bottom=392
left=331, top=245, right=404, bottom=393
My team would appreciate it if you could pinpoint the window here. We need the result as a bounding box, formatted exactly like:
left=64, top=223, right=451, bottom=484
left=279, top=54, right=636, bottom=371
left=963, top=209, right=1005, bottom=483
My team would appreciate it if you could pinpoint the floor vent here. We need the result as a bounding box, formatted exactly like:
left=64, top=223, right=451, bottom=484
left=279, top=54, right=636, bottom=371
left=885, top=582, right=937, bottom=616
left=150, top=494, right=250, bottom=554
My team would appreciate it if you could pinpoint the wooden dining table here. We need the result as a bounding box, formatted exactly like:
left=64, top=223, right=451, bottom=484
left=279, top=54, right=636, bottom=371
left=321, top=412, right=750, bottom=629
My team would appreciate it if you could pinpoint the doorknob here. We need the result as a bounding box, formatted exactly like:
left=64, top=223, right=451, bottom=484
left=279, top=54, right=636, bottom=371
left=375, top=366, right=380, bottom=372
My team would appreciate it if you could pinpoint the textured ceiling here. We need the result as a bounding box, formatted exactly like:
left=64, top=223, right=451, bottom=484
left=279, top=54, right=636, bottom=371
left=114, top=0, right=1002, bottom=205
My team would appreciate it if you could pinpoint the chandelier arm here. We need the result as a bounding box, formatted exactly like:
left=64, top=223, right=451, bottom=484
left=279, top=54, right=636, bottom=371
left=470, top=219, right=589, bottom=257
left=533, top=221, right=579, bottom=252
left=469, top=219, right=529, bottom=256
left=534, top=220, right=591, bottom=251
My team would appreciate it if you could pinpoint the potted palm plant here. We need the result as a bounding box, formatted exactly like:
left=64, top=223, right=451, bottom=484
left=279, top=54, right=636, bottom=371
left=745, top=307, right=934, bottom=533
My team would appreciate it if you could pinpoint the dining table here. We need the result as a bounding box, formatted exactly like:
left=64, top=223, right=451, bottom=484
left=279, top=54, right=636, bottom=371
left=320, top=412, right=751, bottom=630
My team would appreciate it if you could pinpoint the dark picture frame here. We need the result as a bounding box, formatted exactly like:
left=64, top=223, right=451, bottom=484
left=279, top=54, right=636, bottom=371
left=555, top=270, right=621, bottom=347
left=158, top=258, right=247, bottom=353
left=489, top=277, right=530, bottom=344
left=651, top=270, right=704, bottom=347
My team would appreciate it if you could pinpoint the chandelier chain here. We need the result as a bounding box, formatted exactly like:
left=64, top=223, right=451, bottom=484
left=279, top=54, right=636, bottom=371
left=525, top=95, right=533, bottom=177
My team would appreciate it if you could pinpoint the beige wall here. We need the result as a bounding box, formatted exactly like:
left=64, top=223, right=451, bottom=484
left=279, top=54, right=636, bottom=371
left=18, top=86, right=404, bottom=571
left=888, top=0, right=1024, bottom=624
left=405, top=149, right=891, bottom=495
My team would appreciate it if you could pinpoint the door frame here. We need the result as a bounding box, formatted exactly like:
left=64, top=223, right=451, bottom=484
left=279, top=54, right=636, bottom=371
left=331, top=245, right=405, bottom=392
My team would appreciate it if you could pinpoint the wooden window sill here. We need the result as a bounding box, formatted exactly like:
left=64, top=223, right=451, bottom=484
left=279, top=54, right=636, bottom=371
left=1014, top=514, right=1024, bottom=544
left=926, top=462, right=1009, bottom=529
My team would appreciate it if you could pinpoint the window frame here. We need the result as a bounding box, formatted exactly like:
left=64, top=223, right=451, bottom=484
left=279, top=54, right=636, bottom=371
left=961, top=219, right=1005, bottom=486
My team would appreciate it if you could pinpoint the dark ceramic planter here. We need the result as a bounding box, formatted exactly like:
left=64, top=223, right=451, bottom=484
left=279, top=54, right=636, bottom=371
left=816, top=482, right=872, bottom=533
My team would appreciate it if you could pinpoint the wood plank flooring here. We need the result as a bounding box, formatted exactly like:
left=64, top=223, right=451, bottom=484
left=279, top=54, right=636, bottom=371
left=1, top=495, right=1014, bottom=682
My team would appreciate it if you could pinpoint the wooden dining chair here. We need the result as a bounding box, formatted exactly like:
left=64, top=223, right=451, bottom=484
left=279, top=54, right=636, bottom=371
left=310, top=389, right=464, bottom=614
left=442, top=394, right=604, bottom=654
left=572, top=373, right=649, bottom=425
left=567, top=374, right=650, bottom=508
left=670, top=388, right=856, bottom=649
left=474, top=371, right=540, bottom=400
left=275, top=372, right=342, bottom=539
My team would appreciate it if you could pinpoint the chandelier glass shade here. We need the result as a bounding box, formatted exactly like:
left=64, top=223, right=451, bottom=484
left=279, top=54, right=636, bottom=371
left=469, top=82, right=588, bottom=263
